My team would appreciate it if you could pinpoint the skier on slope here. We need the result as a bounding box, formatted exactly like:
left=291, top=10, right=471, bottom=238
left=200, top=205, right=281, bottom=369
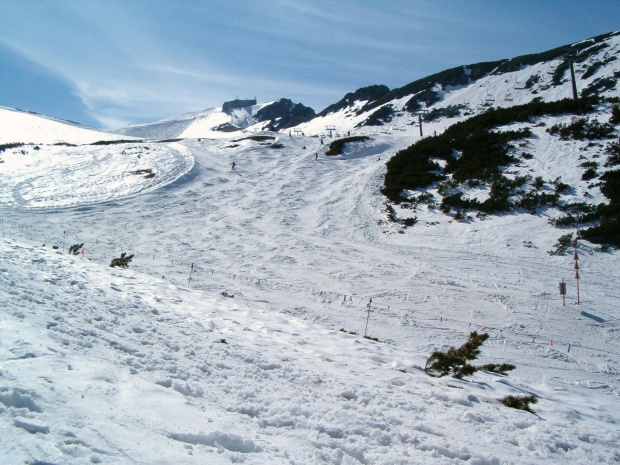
left=231, top=161, right=236, bottom=170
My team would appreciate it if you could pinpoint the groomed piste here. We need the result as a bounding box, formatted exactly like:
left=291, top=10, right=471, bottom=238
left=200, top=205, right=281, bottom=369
left=0, top=96, right=619, bottom=464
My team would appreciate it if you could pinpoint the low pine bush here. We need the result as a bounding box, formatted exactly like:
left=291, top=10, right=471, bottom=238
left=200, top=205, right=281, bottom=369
left=425, top=331, right=515, bottom=379
left=68, top=243, right=84, bottom=255
left=110, top=252, right=134, bottom=268
left=548, top=233, right=575, bottom=256
left=500, top=394, right=538, bottom=414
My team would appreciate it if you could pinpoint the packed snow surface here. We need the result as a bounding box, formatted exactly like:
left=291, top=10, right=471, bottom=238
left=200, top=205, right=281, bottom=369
left=1, top=107, right=619, bottom=463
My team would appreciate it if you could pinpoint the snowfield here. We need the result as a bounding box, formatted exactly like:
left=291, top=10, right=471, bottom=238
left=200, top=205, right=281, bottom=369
left=1, top=114, right=618, bottom=464
left=0, top=106, right=132, bottom=145
left=1, top=35, right=620, bottom=462
left=0, top=141, right=193, bottom=209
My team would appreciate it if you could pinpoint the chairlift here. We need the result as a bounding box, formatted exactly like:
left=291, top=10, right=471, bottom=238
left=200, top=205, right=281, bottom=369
left=513, top=80, right=525, bottom=90
left=546, top=61, right=559, bottom=75
left=504, top=92, right=514, bottom=102
left=539, top=81, right=549, bottom=90
left=485, top=92, right=495, bottom=103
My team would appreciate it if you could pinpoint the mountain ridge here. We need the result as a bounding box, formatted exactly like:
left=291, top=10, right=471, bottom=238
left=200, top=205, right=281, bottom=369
left=3, top=30, right=618, bottom=142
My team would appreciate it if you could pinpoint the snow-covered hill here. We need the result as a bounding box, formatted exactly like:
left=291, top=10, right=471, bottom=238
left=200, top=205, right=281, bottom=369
left=1, top=30, right=619, bottom=465
left=1, top=115, right=619, bottom=464
left=0, top=106, right=134, bottom=145
left=291, top=31, right=620, bottom=137
left=106, top=31, right=620, bottom=144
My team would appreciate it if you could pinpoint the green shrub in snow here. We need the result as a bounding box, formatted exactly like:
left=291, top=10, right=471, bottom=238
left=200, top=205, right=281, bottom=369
left=500, top=395, right=538, bottom=414
left=605, top=142, right=620, bottom=167
left=68, top=243, right=84, bottom=255
left=425, top=331, right=515, bottom=380
left=610, top=104, right=620, bottom=124
left=547, top=118, right=615, bottom=141
left=548, top=233, right=575, bottom=256
left=110, top=252, right=134, bottom=268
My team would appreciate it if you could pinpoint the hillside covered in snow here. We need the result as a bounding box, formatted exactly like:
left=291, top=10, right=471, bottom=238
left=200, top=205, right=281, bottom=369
left=0, top=30, right=619, bottom=464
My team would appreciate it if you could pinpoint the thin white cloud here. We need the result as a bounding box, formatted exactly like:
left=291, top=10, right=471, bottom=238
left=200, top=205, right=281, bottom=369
left=278, top=0, right=371, bottom=25
left=1, top=0, right=618, bottom=127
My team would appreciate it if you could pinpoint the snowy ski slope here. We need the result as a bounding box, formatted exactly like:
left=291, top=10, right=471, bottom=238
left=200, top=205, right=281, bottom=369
left=0, top=102, right=619, bottom=463
left=1, top=30, right=619, bottom=465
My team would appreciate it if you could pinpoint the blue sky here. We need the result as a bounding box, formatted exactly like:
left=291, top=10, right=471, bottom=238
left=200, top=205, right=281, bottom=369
left=0, top=0, right=618, bottom=128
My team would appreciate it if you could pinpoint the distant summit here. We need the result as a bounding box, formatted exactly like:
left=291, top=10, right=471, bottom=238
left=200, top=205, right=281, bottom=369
left=255, top=98, right=316, bottom=131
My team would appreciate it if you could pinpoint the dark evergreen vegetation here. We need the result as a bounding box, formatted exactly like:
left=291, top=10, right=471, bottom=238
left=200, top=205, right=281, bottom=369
left=325, top=136, right=371, bottom=156
left=358, top=61, right=503, bottom=116
left=611, top=104, right=620, bottom=125
left=361, top=105, right=394, bottom=127
left=525, top=74, right=540, bottom=89
left=404, top=89, right=440, bottom=113
left=110, top=252, right=134, bottom=268
left=0, top=142, right=25, bottom=153
left=582, top=71, right=620, bottom=97
left=547, top=118, right=615, bottom=140
left=492, top=31, right=615, bottom=76
left=91, top=140, right=139, bottom=145
left=548, top=233, right=575, bottom=255
left=355, top=31, right=618, bottom=120
left=318, top=85, right=390, bottom=116
left=424, top=105, right=469, bottom=122
left=232, top=135, right=275, bottom=142
left=425, top=331, right=515, bottom=379
left=381, top=96, right=620, bottom=248
left=605, top=141, right=620, bottom=167
left=500, top=395, right=539, bottom=414
left=68, top=243, right=84, bottom=255
left=383, top=98, right=591, bottom=204
left=582, top=55, right=618, bottom=80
